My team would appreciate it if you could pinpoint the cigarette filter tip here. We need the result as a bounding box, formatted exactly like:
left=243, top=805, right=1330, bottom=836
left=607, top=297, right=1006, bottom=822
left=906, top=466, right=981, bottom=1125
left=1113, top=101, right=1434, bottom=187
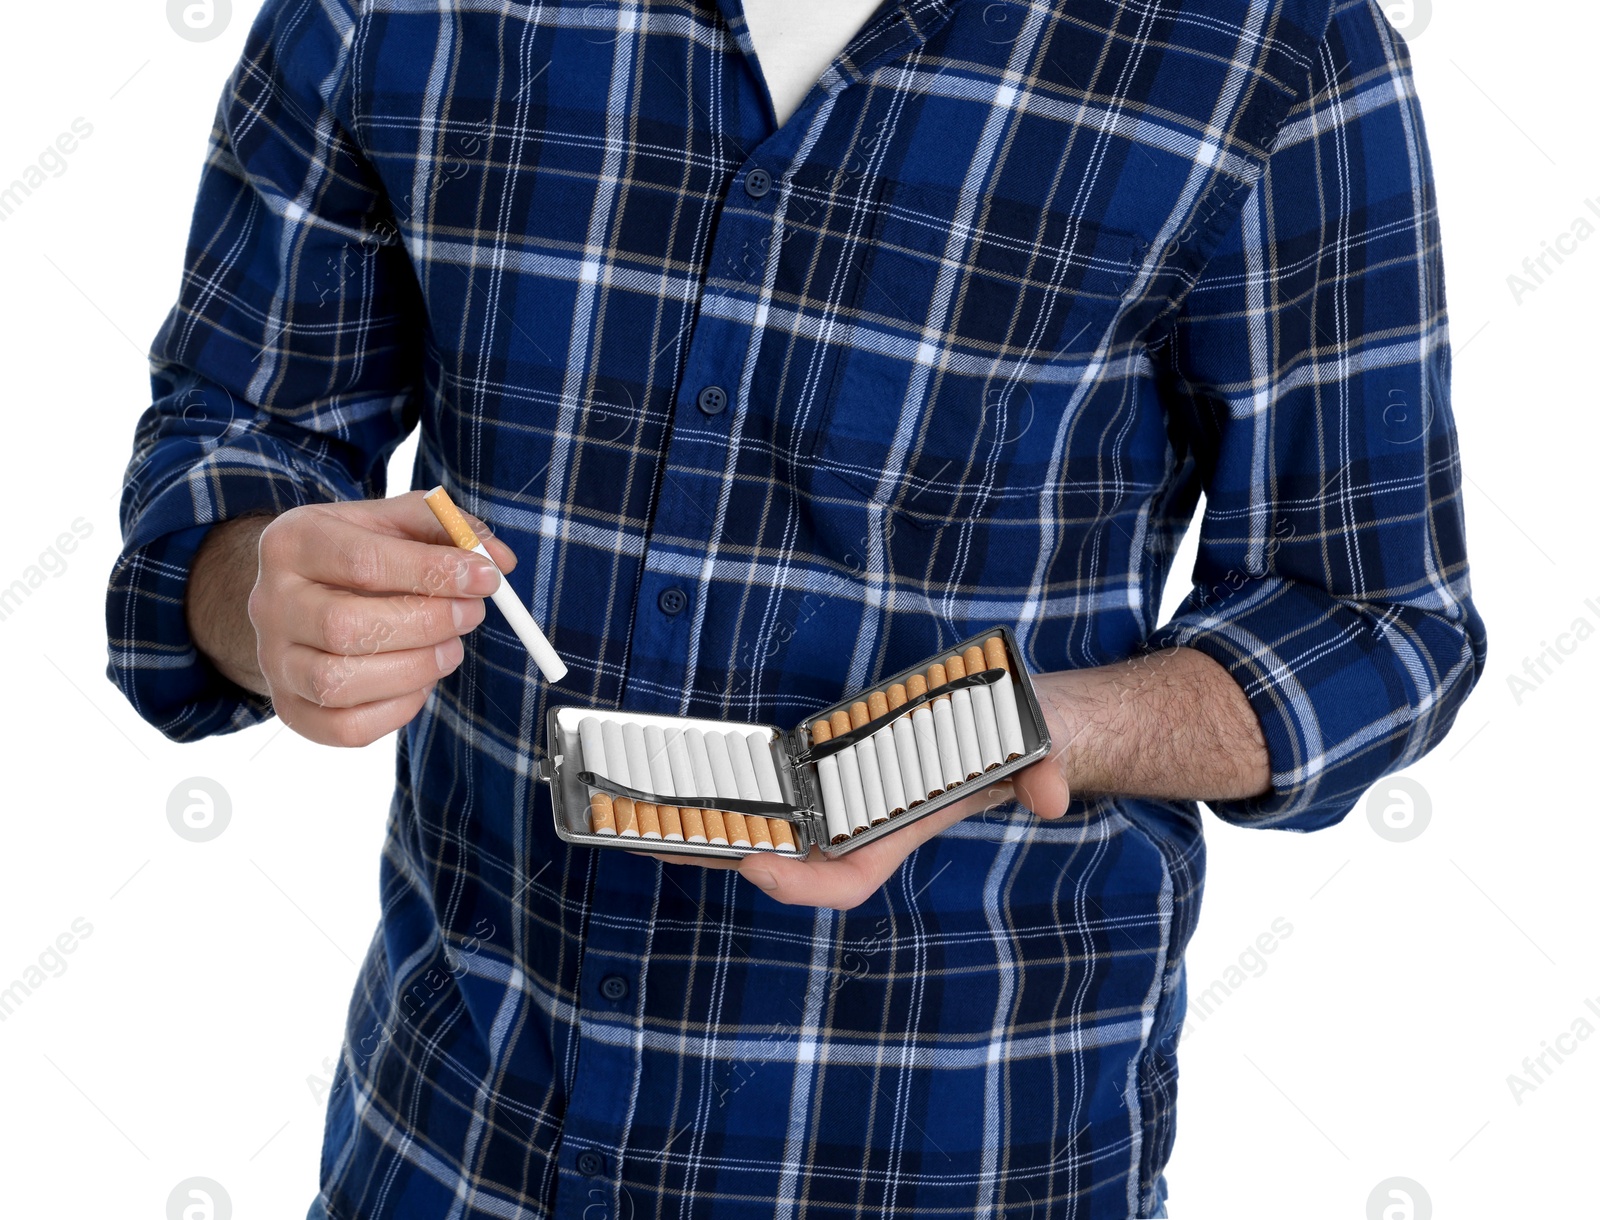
left=983, top=635, right=1009, bottom=673
left=945, top=653, right=966, bottom=680
left=423, top=486, right=482, bottom=551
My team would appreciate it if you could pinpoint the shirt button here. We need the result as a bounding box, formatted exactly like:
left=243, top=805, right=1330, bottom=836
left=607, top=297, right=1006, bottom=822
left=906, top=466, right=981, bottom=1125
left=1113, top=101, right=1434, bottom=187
left=657, top=587, right=688, bottom=617
left=600, top=973, right=630, bottom=1001
left=696, top=385, right=728, bottom=415
left=744, top=167, right=772, bottom=199
left=576, top=1150, right=606, bottom=1177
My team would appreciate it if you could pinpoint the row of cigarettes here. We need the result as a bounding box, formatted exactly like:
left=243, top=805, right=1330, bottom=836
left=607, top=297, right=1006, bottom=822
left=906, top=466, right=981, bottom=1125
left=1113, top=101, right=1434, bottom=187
left=810, top=635, right=1026, bottom=845
left=577, top=718, right=800, bottom=852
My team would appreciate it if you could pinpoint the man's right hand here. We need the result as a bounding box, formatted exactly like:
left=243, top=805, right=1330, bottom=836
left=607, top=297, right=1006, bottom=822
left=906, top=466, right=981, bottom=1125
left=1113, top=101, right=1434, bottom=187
left=186, top=492, right=516, bottom=747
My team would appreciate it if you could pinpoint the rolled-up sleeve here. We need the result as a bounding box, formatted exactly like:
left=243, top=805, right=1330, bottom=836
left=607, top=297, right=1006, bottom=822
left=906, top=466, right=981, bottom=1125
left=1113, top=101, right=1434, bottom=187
left=1149, top=2, right=1487, bottom=829
left=107, top=0, right=422, bottom=741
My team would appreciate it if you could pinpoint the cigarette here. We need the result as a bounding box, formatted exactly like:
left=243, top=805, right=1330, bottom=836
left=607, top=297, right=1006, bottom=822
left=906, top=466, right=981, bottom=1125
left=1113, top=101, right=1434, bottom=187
left=643, top=724, right=684, bottom=841
left=867, top=690, right=908, bottom=816
left=849, top=701, right=890, bottom=826
left=905, top=673, right=945, bottom=798
left=745, top=731, right=798, bottom=852
left=965, top=644, right=1004, bottom=771
left=577, top=717, right=616, bottom=834
left=984, top=636, right=1027, bottom=762
left=926, top=662, right=966, bottom=792
left=601, top=719, right=638, bottom=836
left=726, top=730, right=771, bottom=849
left=809, top=718, right=853, bottom=844
left=622, top=721, right=662, bottom=838
left=887, top=683, right=926, bottom=808
left=944, top=653, right=984, bottom=781
left=705, top=732, right=752, bottom=847
left=665, top=728, right=708, bottom=843
left=831, top=710, right=870, bottom=835
left=423, top=486, right=568, bottom=683
left=685, top=729, right=729, bottom=845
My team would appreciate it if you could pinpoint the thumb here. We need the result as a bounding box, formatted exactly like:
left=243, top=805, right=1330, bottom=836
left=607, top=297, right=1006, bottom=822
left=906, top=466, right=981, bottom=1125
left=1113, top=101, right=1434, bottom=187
left=1011, top=752, right=1071, bottom=819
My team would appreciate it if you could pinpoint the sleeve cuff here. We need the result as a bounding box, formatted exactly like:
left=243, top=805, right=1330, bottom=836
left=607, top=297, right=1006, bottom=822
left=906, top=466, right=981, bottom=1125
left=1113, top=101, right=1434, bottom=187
left=1150, top=576, right=1483, bottom=831
left=105, top=443, right=337, bottom=742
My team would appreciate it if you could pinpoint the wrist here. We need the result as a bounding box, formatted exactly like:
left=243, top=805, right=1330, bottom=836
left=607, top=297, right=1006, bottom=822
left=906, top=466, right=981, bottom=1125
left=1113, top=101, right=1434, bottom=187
left=186, top=514, right=272, bottom=696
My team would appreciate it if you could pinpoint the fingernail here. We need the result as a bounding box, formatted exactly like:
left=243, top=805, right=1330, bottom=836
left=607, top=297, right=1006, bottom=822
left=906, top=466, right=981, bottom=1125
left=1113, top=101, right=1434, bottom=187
left=451, top=599, right=467, bottom=630
left=457, top=556, right=499, bottom=594
left=436, top=639, right=463, bottom=672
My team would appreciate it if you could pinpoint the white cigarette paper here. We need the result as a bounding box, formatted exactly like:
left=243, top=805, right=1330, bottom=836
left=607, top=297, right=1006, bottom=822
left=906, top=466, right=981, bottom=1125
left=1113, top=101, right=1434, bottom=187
left=729, top=734, right=762, bottom=802
left=949, top=688, right=983, bottom=780
left=855, top=738, right=889, bottom=825
left=911, top=704, right=943, bottom=797
left=993, top=671, right=1026, bottom=762
left=892, top=716, right=924, bottom=806
left=643, top=724, right=683, bottom=841
left=601, top=719, right=637, bottom=837
left=578, top=716, right=615, bottom=834
left=747, top=732, right=785, bottom=804
left=931, top=697, right=964, bottom=791
left=685, top=729, right=728, bottom=844
left=874, top=727, right=907, bottom=815
left=971, top=679, right=1004, bottom=772
left=665, top=729, right=707, bottom=843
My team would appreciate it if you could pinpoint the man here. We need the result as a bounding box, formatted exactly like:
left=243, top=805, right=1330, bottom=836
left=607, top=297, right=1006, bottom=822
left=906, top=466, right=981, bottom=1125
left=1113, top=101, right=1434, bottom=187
left=108, top=0, right=1485, bottom=1215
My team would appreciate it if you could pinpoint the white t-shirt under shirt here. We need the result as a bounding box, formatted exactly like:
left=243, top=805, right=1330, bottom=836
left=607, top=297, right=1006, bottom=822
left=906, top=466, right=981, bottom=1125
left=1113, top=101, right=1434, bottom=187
left=741, top=0, right=884, bottom=126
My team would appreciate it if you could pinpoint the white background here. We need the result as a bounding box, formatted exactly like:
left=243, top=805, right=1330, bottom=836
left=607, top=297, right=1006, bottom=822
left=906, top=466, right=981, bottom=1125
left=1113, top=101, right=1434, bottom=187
left=0, top=2, right=1592, bottom=1216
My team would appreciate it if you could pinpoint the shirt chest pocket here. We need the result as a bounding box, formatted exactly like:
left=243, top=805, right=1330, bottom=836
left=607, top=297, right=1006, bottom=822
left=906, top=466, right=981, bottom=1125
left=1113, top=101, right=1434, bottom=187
left=802, top=179, right=1146, bottom=525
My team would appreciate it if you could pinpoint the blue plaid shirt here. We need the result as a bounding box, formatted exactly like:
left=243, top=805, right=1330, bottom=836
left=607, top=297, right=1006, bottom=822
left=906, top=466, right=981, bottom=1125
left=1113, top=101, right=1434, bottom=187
left=108, top=0, right=1485, bottom=1215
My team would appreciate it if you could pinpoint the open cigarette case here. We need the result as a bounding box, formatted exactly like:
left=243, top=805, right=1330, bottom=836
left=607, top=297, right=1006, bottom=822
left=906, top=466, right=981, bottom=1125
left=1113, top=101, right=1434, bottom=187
left=538, top=625, right=1052, bottom=859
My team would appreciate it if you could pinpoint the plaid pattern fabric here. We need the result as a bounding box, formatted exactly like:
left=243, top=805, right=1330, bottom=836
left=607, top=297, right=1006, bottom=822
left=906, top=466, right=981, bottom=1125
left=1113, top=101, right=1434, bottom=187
left=107, top=0, right=1485, bottom=1215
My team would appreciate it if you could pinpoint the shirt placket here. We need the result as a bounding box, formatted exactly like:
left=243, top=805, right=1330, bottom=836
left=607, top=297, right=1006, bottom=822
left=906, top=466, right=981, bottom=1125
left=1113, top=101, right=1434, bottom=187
left=551, top=6, right=957, bottom=1214
left=548, top=18, right=787, bottom=1220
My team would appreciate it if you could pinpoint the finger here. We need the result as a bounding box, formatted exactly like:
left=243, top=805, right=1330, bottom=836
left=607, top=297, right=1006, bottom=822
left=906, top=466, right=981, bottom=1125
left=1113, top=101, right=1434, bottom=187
left=738, top=799, right=973, bottom=910
left=344, top=490, right=520, bottom=572
left=462, top=516, right=518, bottom=573
left=277, top=639, right=463, bottom=709
left=271, top=684, right=434, bottom=748
left=737, top=849, right=877, bottom=910
left=280, top=583, right=486, bottom=655
left=272, top=508, right=501, bottom=596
